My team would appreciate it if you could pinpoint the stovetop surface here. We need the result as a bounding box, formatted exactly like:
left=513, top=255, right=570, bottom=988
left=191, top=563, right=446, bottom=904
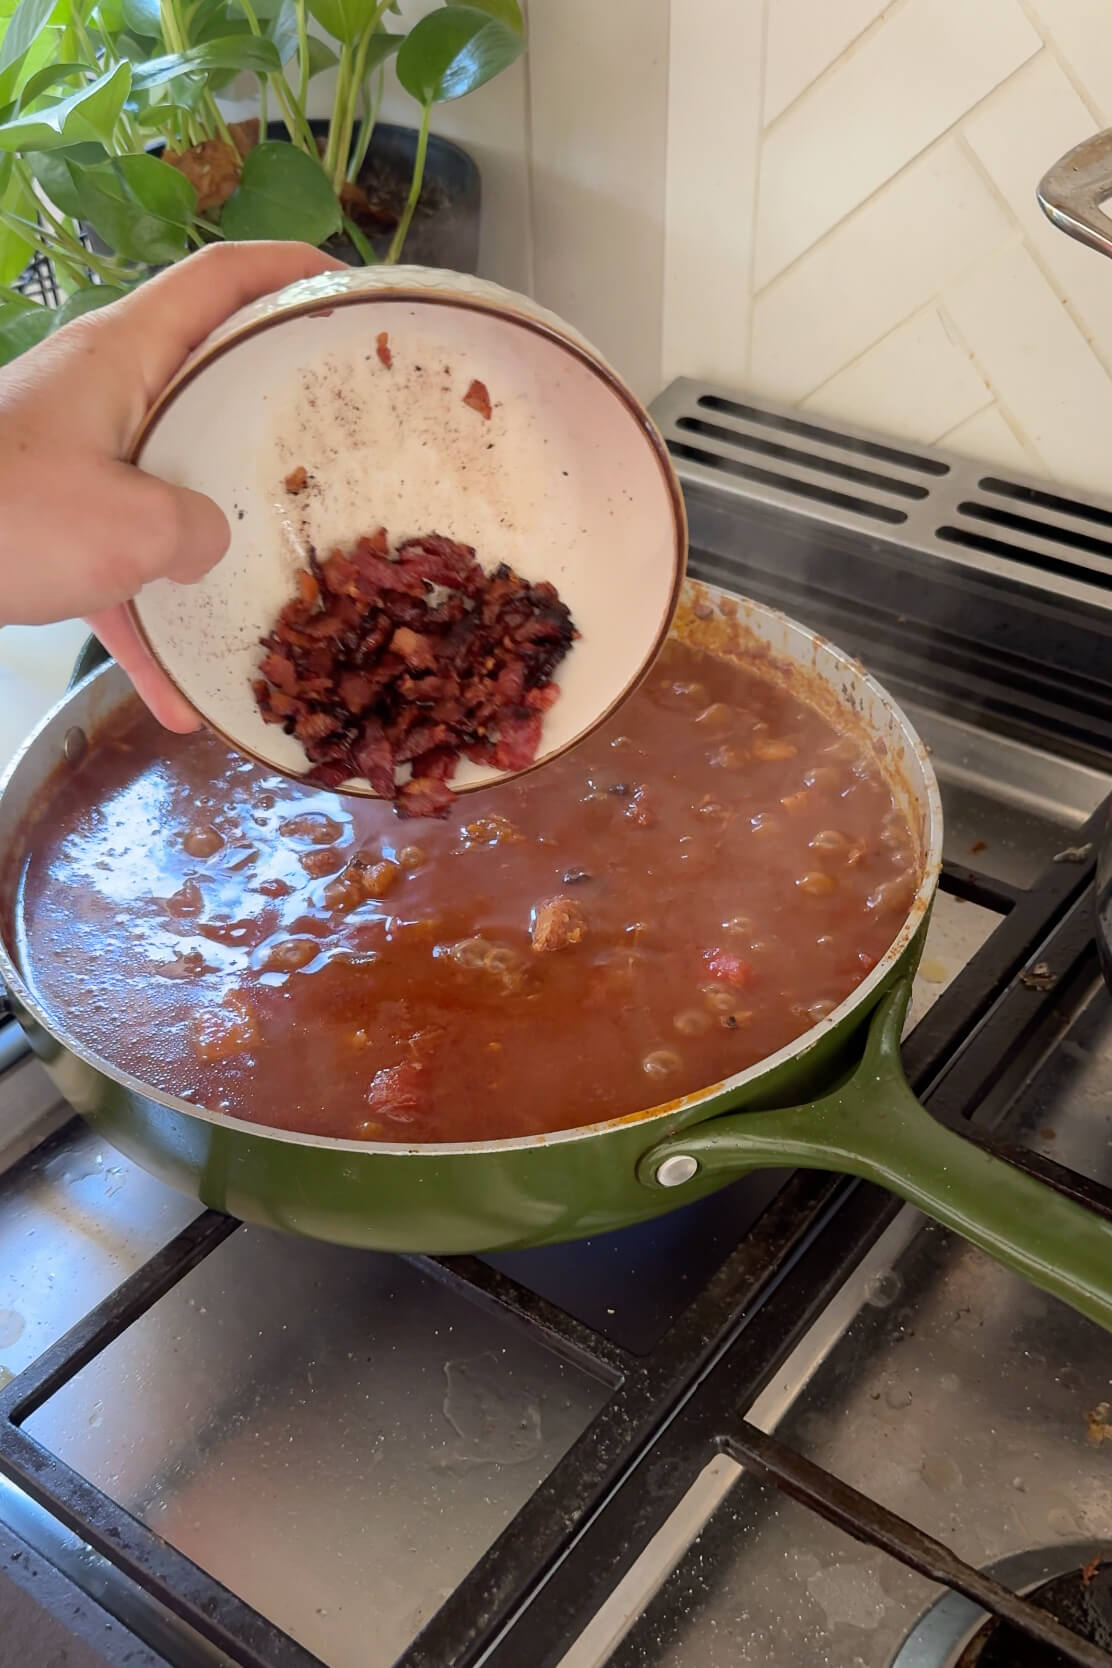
left=3, top=381, right=1112, bottom=1668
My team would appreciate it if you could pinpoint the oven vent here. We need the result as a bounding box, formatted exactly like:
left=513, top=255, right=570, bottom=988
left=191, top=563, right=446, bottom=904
left=651, top=380, right=1112, bottom=614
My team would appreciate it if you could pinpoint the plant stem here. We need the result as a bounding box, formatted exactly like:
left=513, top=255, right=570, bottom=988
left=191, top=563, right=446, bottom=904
left=69, top=8, right=100, bottom=70
left=323, top=41, right=351, bottom=181
left=0, top=210, right=86, bottom=289
left=348, top=62, right=382, bottom=182
left=340, top=212, right=375, bottom=264
left=204, top=89, right=234, bottom=145
left=238, top=0, right=313, bottom=150
left=330, top=17, right=378, bottom=197
left=385, top=96, right=429, bottom=264
left=296, top=0, right=310, bottom=112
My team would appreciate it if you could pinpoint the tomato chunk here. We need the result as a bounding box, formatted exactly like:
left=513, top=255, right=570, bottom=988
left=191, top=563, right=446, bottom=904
left=703, top=949, right=754, bottom=987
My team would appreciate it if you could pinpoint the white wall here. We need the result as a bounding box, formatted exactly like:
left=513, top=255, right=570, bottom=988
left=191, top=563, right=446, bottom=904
left=394, top=0, right=1112, bottom=498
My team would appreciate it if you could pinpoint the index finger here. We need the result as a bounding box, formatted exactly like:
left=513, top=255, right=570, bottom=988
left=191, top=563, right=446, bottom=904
left=107, top=241, right=348, bottom=417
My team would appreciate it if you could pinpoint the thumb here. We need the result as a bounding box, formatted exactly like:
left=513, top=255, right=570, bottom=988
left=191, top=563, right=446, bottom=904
left=117, top=464, right=231, bottom=586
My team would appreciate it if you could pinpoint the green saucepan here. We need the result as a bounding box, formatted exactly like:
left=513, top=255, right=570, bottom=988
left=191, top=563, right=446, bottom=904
left=3, top=580, right=1112, bottom=1334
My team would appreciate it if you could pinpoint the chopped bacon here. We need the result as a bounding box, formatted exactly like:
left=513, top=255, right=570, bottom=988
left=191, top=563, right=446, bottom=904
left=390, top=626, right=436, bottom=671
left=493, top=710, right=541, bottom=772
left=284, top=465, right=308, bottom=494
left=411, top=746, right=458, bottom=782
left=397, top=777, right=456, bottom=819
left=704, top=949, right=754, bottom=988
left=375, top=331, right=392, bottom=369
left=463, top=378, right=492, bottom=420
left=367, top=1062, right=422, bottom=1121
left=252, top=529, right=577, bottom=818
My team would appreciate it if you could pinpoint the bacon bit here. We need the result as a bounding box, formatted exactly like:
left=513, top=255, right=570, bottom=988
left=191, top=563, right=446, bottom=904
left=252, top=528, right=577, bottom=819
left=257, top=878, right=292, bottom=899
left=284, top=465, right=309, bottom=494
left=463, top=378, right=492, bottom=420
left=531, top=896, right=588, bottom=954
left=397, top=776, right=457, bottom=820
left=299, top=847, right=345, bottom=878
left=704, top=949, right=754, bottom=988
left=376, top=331, right=392, bottom=368
left=1081, top=1555, right=1102, bottom=1586
left=366, top=1062, right=423, bottom=1122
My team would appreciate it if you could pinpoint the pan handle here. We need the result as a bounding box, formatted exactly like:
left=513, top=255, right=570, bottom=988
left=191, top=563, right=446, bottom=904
left=637, top=981, right=1112, bottom=1335
left=1037, top=129, right=1112, bottom=261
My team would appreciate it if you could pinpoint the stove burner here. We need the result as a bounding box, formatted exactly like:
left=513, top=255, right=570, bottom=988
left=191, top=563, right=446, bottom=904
left=891, top=1545, right=1112, bottom=1668
left=958, top=1563, right=1112, bottom=1666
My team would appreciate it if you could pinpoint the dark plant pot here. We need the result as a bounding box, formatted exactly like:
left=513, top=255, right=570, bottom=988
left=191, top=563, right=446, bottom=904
left=304, top=118, right=481, bottom=273
left=85, top=119, right=481, bottom=273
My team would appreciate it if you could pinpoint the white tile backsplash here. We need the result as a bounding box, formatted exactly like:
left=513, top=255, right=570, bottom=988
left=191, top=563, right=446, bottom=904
left=754, top=0, right=1040, bottom=286
left=1025, top=0, right=1112, bottom=124
left=526, top=0, right=670, bottom=401
left=943, top=242, right=1112, bottom=485
left=662, top=0, right=764, bottom=389
left=801, top=306, right=990, bottom=442
left=961, top=52, right=1112, bottom=376
left=938, top=402, right=1042, bottom=476
left=751, top=141, right=1014, bottom=403
left=763, top=0, right=889, bottom=126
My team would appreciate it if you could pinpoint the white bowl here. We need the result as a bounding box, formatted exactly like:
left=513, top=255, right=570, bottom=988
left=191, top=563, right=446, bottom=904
left=129, top=265, right=687, bottom=797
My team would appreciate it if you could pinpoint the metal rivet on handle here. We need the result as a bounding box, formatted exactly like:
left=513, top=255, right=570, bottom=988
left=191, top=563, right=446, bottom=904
left=63, top=727, right=87, bottom=766
left=656, top=1154, right=698, bottom=1188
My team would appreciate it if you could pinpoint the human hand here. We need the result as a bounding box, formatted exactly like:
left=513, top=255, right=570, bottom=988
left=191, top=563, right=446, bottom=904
left=0, top=241, right=345, bottom=730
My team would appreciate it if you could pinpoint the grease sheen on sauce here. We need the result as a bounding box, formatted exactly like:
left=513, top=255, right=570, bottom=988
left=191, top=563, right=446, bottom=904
left=19, top=642, right=919, bottom=1143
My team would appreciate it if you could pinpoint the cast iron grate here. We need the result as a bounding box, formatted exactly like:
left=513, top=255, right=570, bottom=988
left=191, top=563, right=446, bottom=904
left=0, top=806, right=1106, bottom=1668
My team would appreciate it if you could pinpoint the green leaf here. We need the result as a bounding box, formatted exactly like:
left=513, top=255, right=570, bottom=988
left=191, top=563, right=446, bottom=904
left=130, top=35, right=281, bottom=89
left=263, top=0, right=297, bottom=64
left=0, top=294, right=52, bottom=364
left=303, top=32, right=336, bottom=75
left=93, top=0, right=127, bottom=36
left=111, top=27, right=157, bottom=59
left=132, top=96, right=195, bottom=129
left=50, top=280, right=128, bottom=326
left=362, top=25, right=397, bottom=74
left=0, top=0, right=57, bottom=81
left=119, top=0, right=159, bottom=35
left=0, top=157, right=34, bottom=281
left=188, top=0, right=232, bottom=38
left=78, top=151, right=196, bottom=262
left=30, top=139, right=106, bottom=215
left=221, top=139, right=340, bottom=243
left=0, top=60, right=131, bottom=150
left=305, top=0, right=376, bottom=48
left=445, top=0, right=522, bottom=33
left=17, top=61, right=88, bottom=108
left=396, top=4, right=521, bottom=104
left=0, top=20, right=61, bottom=106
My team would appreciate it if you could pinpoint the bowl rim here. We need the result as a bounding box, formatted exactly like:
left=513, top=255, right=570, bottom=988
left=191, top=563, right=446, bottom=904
left=126, top=281, right=689, bottom=798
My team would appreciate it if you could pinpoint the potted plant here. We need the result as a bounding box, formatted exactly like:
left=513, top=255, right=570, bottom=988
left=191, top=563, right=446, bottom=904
left=0, top=0, right=523, bottom=364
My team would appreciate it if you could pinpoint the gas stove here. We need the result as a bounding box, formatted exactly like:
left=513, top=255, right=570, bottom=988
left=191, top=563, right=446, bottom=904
left=3, top=381, right=1112, bottom=1668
